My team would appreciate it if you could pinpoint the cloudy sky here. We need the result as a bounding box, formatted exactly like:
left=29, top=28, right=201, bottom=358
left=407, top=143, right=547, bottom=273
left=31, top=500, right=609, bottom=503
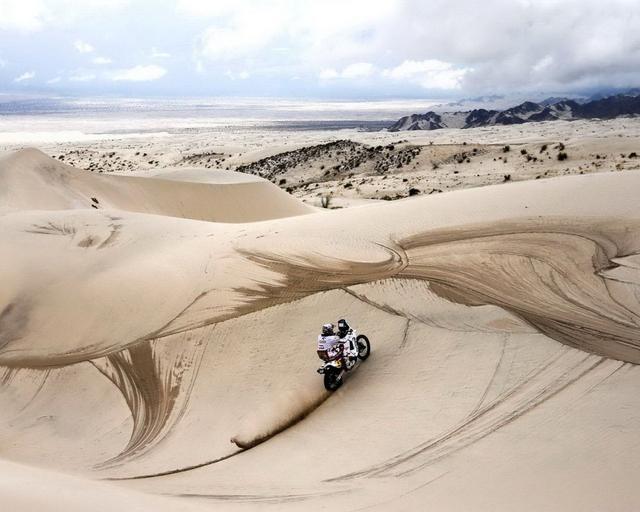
left=1, top=0, right=639, bottom=99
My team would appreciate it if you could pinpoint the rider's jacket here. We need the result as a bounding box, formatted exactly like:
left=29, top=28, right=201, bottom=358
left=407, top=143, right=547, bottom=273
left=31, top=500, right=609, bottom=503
left=317, top=334, right=340, bottom=352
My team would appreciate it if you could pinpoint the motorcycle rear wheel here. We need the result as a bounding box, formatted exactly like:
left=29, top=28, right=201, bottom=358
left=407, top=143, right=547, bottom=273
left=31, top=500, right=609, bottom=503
left=324, top=371, right=343, bottom=391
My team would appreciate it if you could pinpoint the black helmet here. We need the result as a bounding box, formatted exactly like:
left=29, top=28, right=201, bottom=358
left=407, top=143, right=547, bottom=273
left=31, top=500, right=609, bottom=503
left=322, top=323, right=335, bottom=336
left=337, top=319, right=350, bottom=335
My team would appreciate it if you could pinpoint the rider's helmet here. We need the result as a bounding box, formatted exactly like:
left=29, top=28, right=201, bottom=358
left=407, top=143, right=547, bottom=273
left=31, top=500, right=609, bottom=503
left=337, top=319, right=350, bottom=337
left=322, top=323, right=335, bottom=336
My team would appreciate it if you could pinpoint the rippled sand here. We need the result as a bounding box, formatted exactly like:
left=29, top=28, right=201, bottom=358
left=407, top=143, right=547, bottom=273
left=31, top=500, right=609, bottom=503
left=2, top=143, right=640, bottom=511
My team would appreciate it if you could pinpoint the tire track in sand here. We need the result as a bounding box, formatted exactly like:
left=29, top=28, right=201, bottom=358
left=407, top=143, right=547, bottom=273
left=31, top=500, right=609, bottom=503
left=331, top=349, right=608, bottom=481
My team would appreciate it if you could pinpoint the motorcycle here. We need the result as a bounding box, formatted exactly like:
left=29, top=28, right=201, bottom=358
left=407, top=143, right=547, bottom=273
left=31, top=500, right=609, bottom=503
left=316, top=330, right=371, bottom=391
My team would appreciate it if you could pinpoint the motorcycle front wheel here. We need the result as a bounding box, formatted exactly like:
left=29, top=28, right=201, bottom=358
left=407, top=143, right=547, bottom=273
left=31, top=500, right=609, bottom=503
left=357, top=335, right=371, bottom=360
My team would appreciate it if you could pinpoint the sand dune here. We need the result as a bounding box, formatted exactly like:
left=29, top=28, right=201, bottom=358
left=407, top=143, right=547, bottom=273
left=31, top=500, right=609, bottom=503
left=2, top=147, right=640, bottom=510
left=0, top=148, right=312, bottom=222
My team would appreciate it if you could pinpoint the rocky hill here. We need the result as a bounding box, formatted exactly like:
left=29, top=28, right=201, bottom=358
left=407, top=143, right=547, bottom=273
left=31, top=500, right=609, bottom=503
left=389, top=91, right=640, bottom=131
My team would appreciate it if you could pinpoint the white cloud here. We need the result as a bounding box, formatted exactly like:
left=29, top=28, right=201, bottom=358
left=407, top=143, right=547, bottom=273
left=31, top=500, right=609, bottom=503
left=319, top=68, right=339, bottom=80
left=74, top=40, right=94, bottom=53
left=14, top=71, right=35, bottom=82
left=0, top=0, right=129, bottom=30
left=177, top=0, right=640, bottom=94
left=3, top=0, right=640, bottom=96
left=0, top=0, right=48, bottom=31
left=0, top=57, right=6, bottom=68
left=46, top=76, right=61, bottom=84
left=224, top=69, right=250, bottom=80
left=319, top=59, right=466, bottom=90
left=341, top=62, right=375, bottom=79
left=92, top=56, right=112, bottom=65
left=110, top=64, right=167, bottom=82
left=0, top=0, right=131, bottom=34
left=176, top=0, right=238, bottom=18
left=319, top=62, right=375, bottom=81
left=69, top=72, right=96, bottom=82
left=151, top=47, right=171, bottom=59
left=533, top=55, right=554, bottom=74
left=384, top=60, right=471, bottom=90
left=197, top=9, right=285, bottom=62
left=190, top=0, right=397, bottom=68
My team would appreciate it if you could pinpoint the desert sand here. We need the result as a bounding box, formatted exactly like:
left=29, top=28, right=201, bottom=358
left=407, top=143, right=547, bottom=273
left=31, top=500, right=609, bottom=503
left=3, top=117, right=639, bottom=208
left=2, top=119, right=640, bottom=511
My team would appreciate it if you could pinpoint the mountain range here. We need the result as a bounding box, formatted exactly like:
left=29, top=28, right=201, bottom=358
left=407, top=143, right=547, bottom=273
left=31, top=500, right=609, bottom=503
left=389, top=90, right=640, bottom=131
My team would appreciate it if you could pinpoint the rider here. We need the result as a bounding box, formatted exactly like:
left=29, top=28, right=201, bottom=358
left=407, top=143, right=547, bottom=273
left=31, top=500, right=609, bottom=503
left=318, top=323, right=351, bottom=370
left=318, top=323, right=338, bottom=351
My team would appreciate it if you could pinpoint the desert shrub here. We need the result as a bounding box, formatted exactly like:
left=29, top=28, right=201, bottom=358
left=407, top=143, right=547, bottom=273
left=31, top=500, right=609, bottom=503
left=540, top=144, right=547, bottom=153
left=408, top=188, right=420, bottom=196
left=521, top=149, right=528, bottom=155
left=503, top=174, right=511, bottom=182
left=557, top=152, right=568, bottom=161
left=502, top=145, right=510, bottom=153
left=629, top=152, right=638, bottom=158
left=279, top=178, right=287, bottom=185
